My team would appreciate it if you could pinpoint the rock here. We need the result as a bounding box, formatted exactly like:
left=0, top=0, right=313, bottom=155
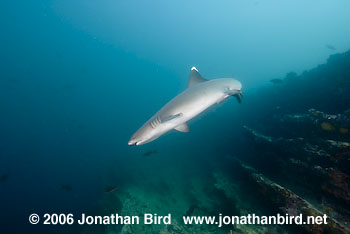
left=278, top=109, right=350, bottom=140
left=243, top=125, right=350, bottom=171
left=233, top=159, right=350, bottom=234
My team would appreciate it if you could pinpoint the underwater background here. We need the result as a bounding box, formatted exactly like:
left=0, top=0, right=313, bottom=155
left=1, top=1, right=350, bottom=233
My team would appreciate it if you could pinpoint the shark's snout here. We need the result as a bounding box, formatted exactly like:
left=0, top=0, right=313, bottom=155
left=128, top=135, right=138, bottom=145
left=128, top=135, right=145, bottom=145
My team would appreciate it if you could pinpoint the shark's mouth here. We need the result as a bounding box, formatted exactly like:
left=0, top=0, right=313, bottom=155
left=128, top=137, right=155, bottom=146
left=128, top=139, right=144, bottom=146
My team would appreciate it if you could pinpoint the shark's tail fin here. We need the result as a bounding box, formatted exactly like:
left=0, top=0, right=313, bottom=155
left=235, top=92, right=242, bottom=104
left=225, top=89, right=242, bottom=103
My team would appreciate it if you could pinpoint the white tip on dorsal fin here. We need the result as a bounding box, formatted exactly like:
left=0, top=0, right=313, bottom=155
left=188, top=66, right=208, bottom=88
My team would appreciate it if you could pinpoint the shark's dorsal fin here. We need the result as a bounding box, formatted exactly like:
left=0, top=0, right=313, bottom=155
left=175, top=123, right=189, bottom=132
left=188, top=67, right=208, bottom=88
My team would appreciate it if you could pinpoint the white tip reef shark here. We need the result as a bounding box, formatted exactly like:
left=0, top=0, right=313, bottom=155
left=128, top=67, right=242, bottom=145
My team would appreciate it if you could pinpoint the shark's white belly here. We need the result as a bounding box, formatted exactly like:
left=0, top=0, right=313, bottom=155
left=154, top=83, right=225, bottom=133
left=173, top=91, right=222, bottom=122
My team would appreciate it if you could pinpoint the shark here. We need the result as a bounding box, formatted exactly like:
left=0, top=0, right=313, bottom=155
left=128, top=67, right=242, bottom=145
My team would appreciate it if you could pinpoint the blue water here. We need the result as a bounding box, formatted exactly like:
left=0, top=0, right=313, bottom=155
left=1, top=1, right=350, bottom=234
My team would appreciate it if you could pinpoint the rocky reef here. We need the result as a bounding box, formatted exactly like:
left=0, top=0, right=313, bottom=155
left=242, top=108, right=350, bottom=231
left=277, top=108, right=350, bottom=140
left=233, top=49, right=350, bottom=233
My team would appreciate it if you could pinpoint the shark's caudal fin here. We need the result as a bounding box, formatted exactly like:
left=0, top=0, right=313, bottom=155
left=188, top=67, right=208, bottom=88
left=235, top=93, right=242, bottom=103
left=225, top=89, right=243, bottom=104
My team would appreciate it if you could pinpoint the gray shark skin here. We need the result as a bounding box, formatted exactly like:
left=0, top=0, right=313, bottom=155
left=128, top=67, right=242, bottom=145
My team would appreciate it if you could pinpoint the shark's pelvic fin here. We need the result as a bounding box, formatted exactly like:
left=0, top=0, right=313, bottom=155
left=161, top=113, right=183, bottom=123
left=175, top=123, right=189, bottom=132
left=188, top=67, right=208, bottom=88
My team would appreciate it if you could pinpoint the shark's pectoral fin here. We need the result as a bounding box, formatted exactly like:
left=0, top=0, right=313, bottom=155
left=161, top=113, right=183, bottom=123
left=174, top=123, right=189, bottom=132
left=188, top=67, right=208, bottom=88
